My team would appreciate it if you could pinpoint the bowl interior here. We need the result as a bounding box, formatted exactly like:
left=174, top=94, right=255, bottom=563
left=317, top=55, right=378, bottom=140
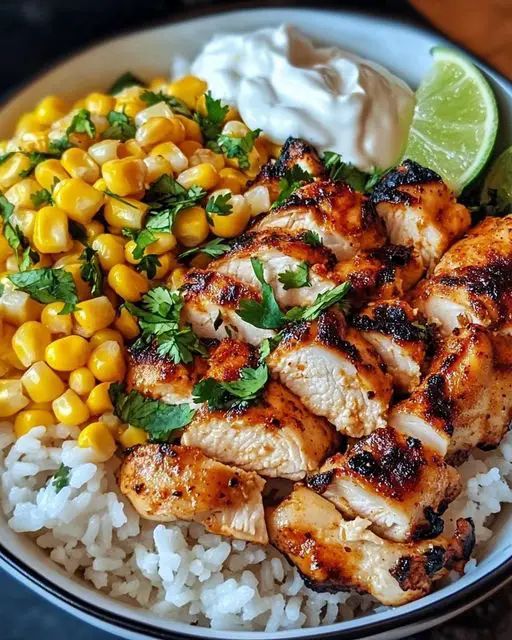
left=1, top=6, right=512, bottom=640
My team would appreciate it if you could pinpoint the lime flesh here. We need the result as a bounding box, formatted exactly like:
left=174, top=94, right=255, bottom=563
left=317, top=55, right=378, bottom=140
left=404, top=46, right=498, bottom=194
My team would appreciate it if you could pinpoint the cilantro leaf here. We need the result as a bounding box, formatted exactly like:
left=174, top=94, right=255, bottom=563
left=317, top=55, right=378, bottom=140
left=217, top=129, right=261, bottom=170
left=125, top=286, right=206, bottom=364
left=192, top=363, right=269, bottom=410
left=48, top=137, right=72, bottom=156
left=104, top=189, right=137, bottom=208
left=123, top=227, right=156, bottom=260
left=272, top=166, right=313, bottom=209
left=102, top=111, right=136, bottom=141
left=194, top=91, right=229, bottom=141
left=9, top=268, right=78, bottom=313
left=144, top=175, right=206, bottom=232
left=302, top=230, right=323, bottom=247
left=0, top=195, right=38, bottom=269
left=79, top=247, right=103, bottom=297
left=0, top=152, right=14, bottom=165
left=285, top=282, right=351, bottom=322
left=19, top=152, right=53, bottom=178
left=68, top=220, right=88, bottom=243
left=140, top=90, right=191, bottom=117
left=205, top=192, right=232, bottom=223
left=277, top=261, right=310, bottom=290
left=109, top=382, right=195, bottom=442
left=137, top=254, right=161, bottom=279
left=179, top=237, right=231, bottom=260
left=108, top=72, right=144, bottom=95
left=322, top=151, right=369, bottom=191
left=31, top=189, right=53, bottom=207
left=52, top=464, right=70, bottom=493
left=259, top=335, right=283, bottom=361
left=19, top=247, right=40, bottom=272
left=237, top=258, right=286, bottom=330
left=66, top=109, right=96, bottom=139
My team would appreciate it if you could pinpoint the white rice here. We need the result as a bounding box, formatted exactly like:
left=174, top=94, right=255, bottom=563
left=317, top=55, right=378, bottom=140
left=1, top=419, right=512, bottom=631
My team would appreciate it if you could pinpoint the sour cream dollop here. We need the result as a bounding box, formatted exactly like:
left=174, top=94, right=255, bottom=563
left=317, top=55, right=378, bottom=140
left=189, top=25, right=415, bottom=172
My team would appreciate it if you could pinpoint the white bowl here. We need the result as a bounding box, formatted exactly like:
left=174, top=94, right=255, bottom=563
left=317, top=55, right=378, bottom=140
left=1, top=6, right=512, bottom=640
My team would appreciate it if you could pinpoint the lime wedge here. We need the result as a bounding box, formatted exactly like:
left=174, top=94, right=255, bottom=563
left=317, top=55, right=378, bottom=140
left=404, top=46, right=498, bottom=194
left=481, top=146, right=512, bottom=210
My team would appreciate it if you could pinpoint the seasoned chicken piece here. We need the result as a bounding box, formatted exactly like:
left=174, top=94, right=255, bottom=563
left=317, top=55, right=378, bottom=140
left=350, top=299, right=429, bottom=393
left=211, top=229, right=338, bottom=308
left=415, top=215, right=512, bottom=335
left=267, top=486, right=474, bottom=605
left=486, top=333, right=512, bottom=450
left=307, top=427, right=461, bottom=542
left=126, top=341, right=207, bottom=404
left=250, top=136, right=326, bottom=200
left=257, top=179, right=385, bottom=260
left=389, top=324, right=496, bottom=463
left=181, top=269, right=275, bottom=346
left=118, top=444, right=268, bottom=544
left=372, top=160, right=471, bottom=271
left=268, top=310, right=393, bottom=437
left=335, top=244, right=424, bottom=302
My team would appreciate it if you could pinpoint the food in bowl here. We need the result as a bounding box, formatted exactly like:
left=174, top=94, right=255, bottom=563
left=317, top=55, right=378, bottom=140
left=1, top=23, right=512, bottom=633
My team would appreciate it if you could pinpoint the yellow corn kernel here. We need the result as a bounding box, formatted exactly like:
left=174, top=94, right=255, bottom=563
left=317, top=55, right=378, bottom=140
left=175, top=116, right=203, bottom=143
left=17, top=130, right=50, bottom=154
left=168, top=76, right=207, bottom=109
left=93, top=177, right=107, bottom=191
left=88, top=139, right=120, bottom=166
left=86, top=382, right=113, bottom=414
left=119, top=425, right=148, bottom=448
left=12, top=321, right=52, bottom=368
left=173, top=206, right=209, bottom=247
left=103, top=194, right=148, bottom=230
left=177, top=163, right=218, bottom=191
left=0, top=287, right=43, bottom=326
left=134, top=102, right=174, bottom=127
left=52, top=245, right=84, bottom=267
left=189, top=148, right=225, bottom=172
left=244, top=185, right=271, bottom=216
left=189, top=253, right=212, bottom=269
left=14, top=409, right=54, bottom=438
left=52, top=389, right=90, bottom=425
left=150, top=141, right=188, bottom=173
left=148, top=76, right=168, bottom=92
left=102, top=157, right=146, bottom=197
left=32, top=206, right=72, bottom=254
left=0, top=234, right=13, bottom=262
left=179, top=140, right=202, bottom=159
left=217, top=167, right=248, bottom=195
left=123, top=240, right=141, bottom=265
left=52, top=178, right=104, bottom=223
left=0, top=153, right=33, bottom=190
left=153, top=252, right=175, bottom=279
left=222, top=120, right=249, bottom=138
left=45, top=335, right=90, bottom=371
left=85, top=220, right=105, bottom=242
left=5, top=255, right=19, bottom=274
left=60, top=262, right=90, bottom=301
left=61, top=148, right=100, bottom=184
left=0, top=380, right=29, bottom=417
left=41, top=302, right=73, bottom=335
left=4, top=178, right=41, bottom=210
left=117, top=139, right=145, bottom=160
left=34, top=159, right=70, bottom=191
left=89, top=328, right=124, bottom=350
left=16, top=113, right=46, bottom=136
left=88, top=340, right=126, bottom=382
left=114, top=307, right=139, bottom=339
left=73, top=296, right=116, bottom=337
left=135, top=116, right=186, bottom=147
left=147, top=232, right=177, bottom=255
left=9, top=208, right=36, bottom=240
left=68, top=367, right=96, bottom=396
left=167, top=266, right=188, bottom=290
left=34, top=96, right=68, bottom=126
left=84, top=92, right=116, bottom=116
left=254, top=137, right=271, bottom=166
left=91, top=233, right=125, bottom=270
left=78, top=421, right=116, bottom=461
left=142, top=155, right=173, bottom=185
left=21, top=361, right=65, bottom=402
left=107, top=264, right=149, bottom=301
left=208, top=192, right=250, bottom=238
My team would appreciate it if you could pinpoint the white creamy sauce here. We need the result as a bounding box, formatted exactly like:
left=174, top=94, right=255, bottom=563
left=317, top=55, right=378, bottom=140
left=187, top=25, right=415, bottom=172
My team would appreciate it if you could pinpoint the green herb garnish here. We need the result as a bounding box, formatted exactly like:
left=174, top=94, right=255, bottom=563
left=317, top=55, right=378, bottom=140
left=140, top=90, right=191, bottom=117
left=137, top=254, right=161, bottom=279
left=194, top=91, right=229, bottom=141
left=302, top=230, right=323, bottom=247
left=237, top=258, right=286, bottom=330
left=277, top=261, right=310, bottom=290
left=205, top=192, right=232, bottom=223
left=272, top=166, right=313, bottom=208
left=9, top=268, right=78, bottom=313
left=102, top=111, right=136, bottom=141
left=216, top=128, right=261, bottom=170
left=179, top=237, right=232, bottom=260
left=285, top=282, right=351, bottom=322
left=66, top=109, right=96, bottom=139
left=192, top=363, right=269, bottom=410
left=52, top=464, right=71, bottom=493
left=79, top=247, right=103, bottom=297
left=108, top=71, right=144, bottom=95
left=31, top=189, right=53, bottom=207
left=144, top=175, right=206, bottom=232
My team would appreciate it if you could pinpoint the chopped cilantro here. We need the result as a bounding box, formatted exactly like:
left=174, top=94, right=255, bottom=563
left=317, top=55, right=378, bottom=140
left=277, top=261, right=310, bottom=290
left=122, top=228, right=156, bottom=260
left=205, top=192, right=232, bottom=223
left=179, top=237, right=231, bottom=260
left=102, top=111, right=136, bottom=141
left=144, top=175, right=206, bottom=232
left=285, top=282, right=351, bottom=322
left=192, top=363, right=269, bottom=410
left=108, top=71, right=144, bottom=95
left=237, top=258, right=286, bottom=330
left=302, top=230, right=323, bottom=247
left=0, top=195, right=38, bottom=269
left=194, top=91, right=229, bottom=141
left=31, top=189, right=53, bottom=207
left=137, top=254, right=161, bottom=279
left=272, top=166, right=313, bottom=208
left=79, top=247, right=103, bottom=297
left=140, top=90, right=191, bottom=117
left=104, top=189, right=137, bottom=208
left=9, top=268, right=78, bottom=313
left=216, top=128, right=261, bottom=170
left=52, top=464, right=71, bottom=493
left=48, top=137, right=72, bottom=156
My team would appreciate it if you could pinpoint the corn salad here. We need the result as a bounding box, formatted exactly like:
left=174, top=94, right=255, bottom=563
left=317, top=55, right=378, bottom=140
left=0, top=73, right=274, bottom=461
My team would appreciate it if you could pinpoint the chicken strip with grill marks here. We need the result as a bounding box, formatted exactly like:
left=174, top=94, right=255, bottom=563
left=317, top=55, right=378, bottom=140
left=371, top=160, right=471, bottom=271
left=118, top=444, right=268, bottom=544
left=307, top=427, right=461, bottom=542
left=350, top=299, right=429, bottom=393
left=266, top=486, right=474, bottom=606
left=182, top=340, right=339, bottom=480
left=256, top=179, right=385, bottom=261
left=268, top=310, right=393, bottom=437
left=211, top=229, right=338, bottom=309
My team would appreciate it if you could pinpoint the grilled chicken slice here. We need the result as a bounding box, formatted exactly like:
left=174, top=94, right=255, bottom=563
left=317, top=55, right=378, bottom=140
left=307, top=427, right=461, bottom=542
left=335, top=244, right=424, bottom=302
left=211, top=229, right=338, bottom=308
left=372, top=160, right=471, bottom=271
left=415, top=215, right=512, bottom=335
left=267, top=486, right=475, bottom=606
left=350, top=299, right=429, bottom=393
left=118, top=444, right=268, bottom=544
left=126, top=341, right=207, bottom=404
left=486, top=333, right=512, bottom=450
left=257, top=179, right=385, bottom=261
left=181, top=269, right=275, bottom=346
left=268, top=311, right=393, bottom=437
left=389, top=324, right=498, bottom=463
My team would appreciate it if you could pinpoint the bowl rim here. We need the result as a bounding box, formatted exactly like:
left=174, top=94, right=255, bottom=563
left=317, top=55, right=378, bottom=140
left=1, top=3, right=512, bottom=639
